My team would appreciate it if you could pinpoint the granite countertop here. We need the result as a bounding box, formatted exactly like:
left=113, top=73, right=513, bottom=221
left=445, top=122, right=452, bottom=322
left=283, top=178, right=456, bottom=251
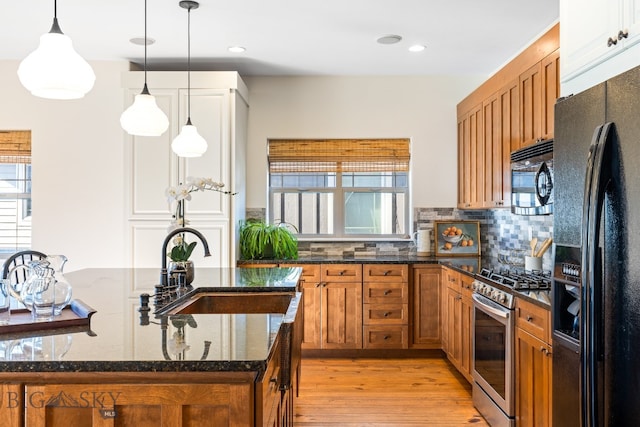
left=0, top=267, right=301, bottom=373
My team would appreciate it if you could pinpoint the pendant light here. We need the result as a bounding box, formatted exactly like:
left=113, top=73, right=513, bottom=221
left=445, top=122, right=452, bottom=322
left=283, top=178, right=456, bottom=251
left=17, top=0, right=95, bottom=100
left=120, top=0, right=169, bottom=136
left=171, top=1, right=207, bottom=158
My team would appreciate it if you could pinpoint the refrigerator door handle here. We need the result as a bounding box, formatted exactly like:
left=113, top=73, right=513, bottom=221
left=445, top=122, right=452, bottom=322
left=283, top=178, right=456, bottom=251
left=580, top=122, right=614, bottom=427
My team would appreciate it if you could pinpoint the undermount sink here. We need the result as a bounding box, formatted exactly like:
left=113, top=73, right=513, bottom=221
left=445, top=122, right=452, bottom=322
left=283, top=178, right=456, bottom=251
left=164, top=291, right=296, bottom=316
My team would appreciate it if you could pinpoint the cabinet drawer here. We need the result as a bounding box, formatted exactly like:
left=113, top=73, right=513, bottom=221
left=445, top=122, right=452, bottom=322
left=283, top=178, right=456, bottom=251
left=460, top=273, right=474, bottom=299
left=363, top=264, right=408, bottom=282
left=363, top=303, right=408, bottom=325
left=363, top=326, right=409, bottom=349
left=516, top=298, right=551, bottom=344
left=443, top=267, right=461, bottom=292
left=285, top=263, right=321, bottom=284
left=321, top=264, right=362, bottom=282
left=363, top=282, right=408, bottom=304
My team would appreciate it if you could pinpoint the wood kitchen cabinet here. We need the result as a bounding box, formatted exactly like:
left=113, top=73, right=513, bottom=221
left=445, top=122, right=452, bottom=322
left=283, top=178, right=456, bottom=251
left=456, top=25, right=558, bottom=210
left=1, top=365, right=287, bottom=427
left=519, top=49, right=560, bottom=148
left=483, top=91, right=512, bottom=208
left=442, top=267, right=473, bottom=383
left=299, top=264, right=363, bottom=350
left=457, top=103, right=484, bottom=209
left=515, top=297, right=553, bottom=427
left=410, top=265, right=442, bottom=349
left=363, top=264, right=409, bottom=349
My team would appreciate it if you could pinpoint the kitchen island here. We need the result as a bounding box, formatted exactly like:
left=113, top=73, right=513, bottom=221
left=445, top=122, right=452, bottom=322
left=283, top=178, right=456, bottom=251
left=0, top=267, right=302, bottom=427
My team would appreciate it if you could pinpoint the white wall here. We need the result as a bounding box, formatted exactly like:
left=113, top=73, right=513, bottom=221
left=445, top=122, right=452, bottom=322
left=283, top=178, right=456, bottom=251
left=0, top=60, right=129, bottom=271
left=244, top=75, right=484, bottom=210
left=0, top=65, right=483, bottom=270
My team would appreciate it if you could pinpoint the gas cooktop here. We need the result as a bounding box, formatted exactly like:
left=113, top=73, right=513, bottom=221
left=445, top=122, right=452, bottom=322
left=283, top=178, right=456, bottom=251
left=477, top=267, right=552, bottom=290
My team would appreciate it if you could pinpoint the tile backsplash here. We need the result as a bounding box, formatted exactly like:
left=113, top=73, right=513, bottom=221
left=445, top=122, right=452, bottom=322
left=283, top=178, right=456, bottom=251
left=244, top=207, right=554, bottom=270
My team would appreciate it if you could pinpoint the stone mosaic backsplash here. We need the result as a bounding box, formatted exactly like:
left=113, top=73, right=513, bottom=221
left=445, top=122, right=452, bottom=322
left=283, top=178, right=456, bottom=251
left=244, top=207, right=554, bottom=270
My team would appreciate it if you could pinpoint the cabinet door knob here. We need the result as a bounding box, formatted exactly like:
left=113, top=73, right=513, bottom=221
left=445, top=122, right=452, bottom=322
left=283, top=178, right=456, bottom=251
left=608, top=36, right=618, bottom=47
left=618, top=29, right=629, bottom=40
left=540, top=347, right=547, bottom=354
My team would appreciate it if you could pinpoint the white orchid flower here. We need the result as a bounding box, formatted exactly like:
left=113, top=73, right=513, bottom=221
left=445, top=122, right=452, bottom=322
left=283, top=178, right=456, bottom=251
left=188, top=176, right=208, bottom=191
left=175, top=184, right=192, bottom=202
left=165, top=186, right=178, bottom=204
left=165, top=177, right=234, bottom=235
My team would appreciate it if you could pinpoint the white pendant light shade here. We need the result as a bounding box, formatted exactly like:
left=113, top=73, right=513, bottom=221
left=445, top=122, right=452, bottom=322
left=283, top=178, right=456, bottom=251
left=121, top=0, right=169, bottom=137
left=18, top=31, right=95, bottom=100
left=172, top=1, right=207, bottom=158
left=172, top=121, right=207, bottom=157
left=120, top=90, right=169, bottom=136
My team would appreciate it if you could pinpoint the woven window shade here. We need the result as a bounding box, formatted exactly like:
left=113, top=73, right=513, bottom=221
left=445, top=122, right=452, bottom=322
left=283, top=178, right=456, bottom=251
left=0, top=131, right=31, bottom=163
left=268, top=138, right=410, bottom=173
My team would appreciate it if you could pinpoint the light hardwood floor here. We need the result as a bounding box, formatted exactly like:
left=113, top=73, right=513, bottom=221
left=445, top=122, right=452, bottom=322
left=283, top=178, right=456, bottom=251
left=294, top=357, right=489, bottom=426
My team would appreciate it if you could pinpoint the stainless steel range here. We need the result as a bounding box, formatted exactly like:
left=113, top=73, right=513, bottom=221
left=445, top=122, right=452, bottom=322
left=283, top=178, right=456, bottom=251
left=471, top=267, right=552, bottom=427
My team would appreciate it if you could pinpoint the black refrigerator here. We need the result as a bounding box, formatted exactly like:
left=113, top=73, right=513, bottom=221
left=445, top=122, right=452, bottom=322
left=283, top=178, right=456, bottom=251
left=553, top=64, right=640, bottom=427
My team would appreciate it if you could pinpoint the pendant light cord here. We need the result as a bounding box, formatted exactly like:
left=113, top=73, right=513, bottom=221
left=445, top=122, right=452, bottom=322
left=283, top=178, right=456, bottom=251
left=144, top=0, right=148, bottom=86
left=187, top=5, right=192, bottom=121
left=54, top=0, right=57, bottom=18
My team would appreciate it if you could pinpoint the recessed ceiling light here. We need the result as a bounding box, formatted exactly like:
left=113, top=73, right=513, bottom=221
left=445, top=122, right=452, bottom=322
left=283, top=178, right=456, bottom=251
left=409, top=44, right=426, bottom=52
left=228, top=46, right=246, bottom=53
left=376, top=34, right=402, bottom=45
left=130, top=37, right=155, bottom=46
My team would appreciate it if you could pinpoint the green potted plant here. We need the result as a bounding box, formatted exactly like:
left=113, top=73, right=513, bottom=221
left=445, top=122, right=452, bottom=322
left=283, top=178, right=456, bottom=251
left=167, top=238, right=197, bottom=285
left=239, top=219, right=298, bottom=260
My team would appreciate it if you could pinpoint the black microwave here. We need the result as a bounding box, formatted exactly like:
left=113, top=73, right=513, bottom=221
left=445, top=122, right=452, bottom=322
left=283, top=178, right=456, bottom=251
left=510, top=139, right=553, bottom=215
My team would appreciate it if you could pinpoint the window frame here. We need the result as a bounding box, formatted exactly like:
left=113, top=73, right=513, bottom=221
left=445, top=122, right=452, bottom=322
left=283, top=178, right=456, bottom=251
left=267, top=139, right=411, bottom=240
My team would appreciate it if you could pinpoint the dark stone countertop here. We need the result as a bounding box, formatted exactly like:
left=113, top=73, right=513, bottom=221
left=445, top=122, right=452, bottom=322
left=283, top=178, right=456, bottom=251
left=0, top=267, right=301, bottom=374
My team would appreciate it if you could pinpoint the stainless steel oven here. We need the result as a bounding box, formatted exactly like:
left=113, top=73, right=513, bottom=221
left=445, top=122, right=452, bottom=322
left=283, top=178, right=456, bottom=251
left=472, top=279, right=515, bottom=427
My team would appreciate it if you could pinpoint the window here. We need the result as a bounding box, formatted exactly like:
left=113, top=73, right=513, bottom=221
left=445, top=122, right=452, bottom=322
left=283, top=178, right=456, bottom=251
left=268, top=138, right=410, bottom=238
left=0, top=131, right=32, bottom=256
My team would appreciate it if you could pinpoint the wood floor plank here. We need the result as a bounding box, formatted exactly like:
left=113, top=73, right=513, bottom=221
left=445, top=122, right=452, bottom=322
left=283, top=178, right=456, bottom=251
left=295, top=357, right=488, bottom=426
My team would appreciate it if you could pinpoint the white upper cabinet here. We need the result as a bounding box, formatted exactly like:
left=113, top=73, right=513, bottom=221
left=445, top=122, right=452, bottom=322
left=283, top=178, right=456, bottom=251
left=561, top=0, right=640, bottom=95
left=122, top=72, right=249, bottom=269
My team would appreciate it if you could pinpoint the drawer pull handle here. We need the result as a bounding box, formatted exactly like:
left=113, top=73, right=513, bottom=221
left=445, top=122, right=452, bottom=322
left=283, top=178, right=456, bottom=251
left=384, top=290, right=392, bottom=295
left=526, top=315, right=533, bottom=322
left=540, top=347, right=547, bottom=354
left=339, top=270, right=346, bottom=276
left=384, top=335, right=391, bottom=340
left=608, top=36, right=618, bottom=47
left=384, top=312, right=391, bottom=317
left=384, top=270, right=391, bottom=276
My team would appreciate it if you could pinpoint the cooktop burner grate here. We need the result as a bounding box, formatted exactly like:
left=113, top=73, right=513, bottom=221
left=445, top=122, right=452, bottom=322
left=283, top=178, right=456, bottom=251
left=478, top=267, right=551, bottom=290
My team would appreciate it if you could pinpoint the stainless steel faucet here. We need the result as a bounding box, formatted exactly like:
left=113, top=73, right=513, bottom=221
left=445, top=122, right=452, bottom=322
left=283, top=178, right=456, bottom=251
left=160, top=227, right=212, bottom=286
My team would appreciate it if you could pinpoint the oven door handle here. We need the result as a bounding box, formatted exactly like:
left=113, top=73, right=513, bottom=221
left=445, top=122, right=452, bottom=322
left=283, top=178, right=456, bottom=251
left=472, top=293, right=510, bottom=320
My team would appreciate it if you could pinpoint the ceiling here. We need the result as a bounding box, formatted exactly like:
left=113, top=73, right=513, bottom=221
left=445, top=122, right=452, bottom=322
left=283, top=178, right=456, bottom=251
left=1, top=1, right=559, bottom=76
